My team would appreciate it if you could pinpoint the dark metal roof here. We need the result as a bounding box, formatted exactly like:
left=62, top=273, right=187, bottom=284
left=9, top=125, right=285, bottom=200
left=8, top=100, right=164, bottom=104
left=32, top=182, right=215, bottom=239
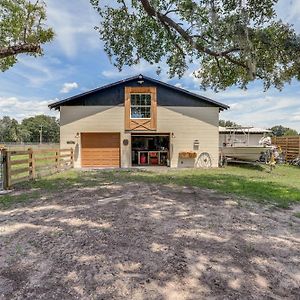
left=48, top=74, right=229, bottom=110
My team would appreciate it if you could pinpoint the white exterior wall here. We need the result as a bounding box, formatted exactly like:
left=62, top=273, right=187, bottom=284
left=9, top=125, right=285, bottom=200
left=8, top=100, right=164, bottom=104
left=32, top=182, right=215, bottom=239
left=60, top=105, right=220, bottom=168
left=157, top=107, right=219, bottom=168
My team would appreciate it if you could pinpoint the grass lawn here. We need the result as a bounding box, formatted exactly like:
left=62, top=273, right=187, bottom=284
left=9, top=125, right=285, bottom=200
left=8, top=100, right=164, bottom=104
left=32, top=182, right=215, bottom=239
left=109, top=165, right=300, bottom=208
left=1, top=164, right=300, bottom=209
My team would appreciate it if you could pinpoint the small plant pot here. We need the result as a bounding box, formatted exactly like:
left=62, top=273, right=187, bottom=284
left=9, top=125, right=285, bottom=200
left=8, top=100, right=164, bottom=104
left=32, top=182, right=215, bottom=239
left=179, top=151, right=197, bottom=159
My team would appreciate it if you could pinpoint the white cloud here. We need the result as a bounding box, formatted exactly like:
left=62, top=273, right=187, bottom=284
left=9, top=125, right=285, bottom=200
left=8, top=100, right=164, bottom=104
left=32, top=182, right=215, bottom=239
left=46, top=0, right=101, bottom=58
left=220, top=93, right=300, bottom=132
left=6, top=56, right=75, bottom=88
left=276, top=0, right=300, bottom=31
left=101, top=59, right=172, bottom=83
left=0, top=97, right=58, bottom=121
left=60, top=82, right=79, bottom=94
left=175, top=83, right=184, bottom=88
left=14, top=57, right=55, bottom=86
left=291, top=115, right=300, bottom=121
left=102, top=60, right=157, bottom=79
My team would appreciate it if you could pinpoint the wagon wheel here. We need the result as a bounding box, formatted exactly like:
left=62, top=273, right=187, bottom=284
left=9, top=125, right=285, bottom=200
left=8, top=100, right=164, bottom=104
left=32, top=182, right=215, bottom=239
left=196, top=152, right=212, bottom=168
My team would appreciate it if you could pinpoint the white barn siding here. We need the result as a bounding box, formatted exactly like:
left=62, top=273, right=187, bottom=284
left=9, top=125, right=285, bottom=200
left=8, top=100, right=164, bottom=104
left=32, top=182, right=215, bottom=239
left=60, top=105, right=220, bottom=168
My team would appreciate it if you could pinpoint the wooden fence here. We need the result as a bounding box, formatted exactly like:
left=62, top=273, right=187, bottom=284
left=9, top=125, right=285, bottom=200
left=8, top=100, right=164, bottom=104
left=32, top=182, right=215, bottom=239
left=272, top=136, right=300, bottom=161
left=1, top=148, right=74, bottom=189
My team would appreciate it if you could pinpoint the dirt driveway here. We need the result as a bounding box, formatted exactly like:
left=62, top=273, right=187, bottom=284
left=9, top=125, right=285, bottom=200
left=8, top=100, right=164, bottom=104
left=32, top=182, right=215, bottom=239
left=0, top=179, right=299, bottom=299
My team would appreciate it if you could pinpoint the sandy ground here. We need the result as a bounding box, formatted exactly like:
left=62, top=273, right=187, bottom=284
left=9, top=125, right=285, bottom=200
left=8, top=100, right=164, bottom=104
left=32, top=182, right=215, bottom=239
left=0, top=181, right=299, bottom=299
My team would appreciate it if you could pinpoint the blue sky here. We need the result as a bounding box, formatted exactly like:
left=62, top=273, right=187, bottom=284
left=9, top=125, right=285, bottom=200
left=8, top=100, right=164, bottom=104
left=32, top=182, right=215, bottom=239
left=0, top=0, right=300, bottom=132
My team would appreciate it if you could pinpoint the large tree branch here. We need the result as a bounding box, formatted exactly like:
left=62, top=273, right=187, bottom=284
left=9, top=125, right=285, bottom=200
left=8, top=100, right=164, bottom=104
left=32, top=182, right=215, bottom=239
left=140, top=0, right=248, bottom=69
left=0, top=44, right=41, bottom=59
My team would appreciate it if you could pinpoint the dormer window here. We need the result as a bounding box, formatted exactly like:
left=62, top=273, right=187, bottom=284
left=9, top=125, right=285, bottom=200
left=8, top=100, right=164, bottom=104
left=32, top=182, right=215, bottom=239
left=130, top=94, right=151, bottom=119
left=125, top=86, right=157, bottom=130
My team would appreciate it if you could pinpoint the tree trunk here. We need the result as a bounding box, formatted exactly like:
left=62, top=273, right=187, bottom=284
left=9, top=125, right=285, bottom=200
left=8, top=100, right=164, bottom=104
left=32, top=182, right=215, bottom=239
left=0, top=44, right=41, bottom=59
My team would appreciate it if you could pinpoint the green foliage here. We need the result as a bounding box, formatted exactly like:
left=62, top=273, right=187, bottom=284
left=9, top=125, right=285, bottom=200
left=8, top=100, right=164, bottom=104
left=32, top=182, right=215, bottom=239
left=90, top=0, right=300, bottom=90
left=270, top=125, right=299, bottom=136
left=219, top=119, right=241, bottom=127
left=21, top=114, right=59, bottom=143
left=0, top=0, right=54, bottom=71
left=0, top=116, right=28, bottom=142
left=283, top=128, right=299, bottom=136
left=0, top=114, right=59, bottom=143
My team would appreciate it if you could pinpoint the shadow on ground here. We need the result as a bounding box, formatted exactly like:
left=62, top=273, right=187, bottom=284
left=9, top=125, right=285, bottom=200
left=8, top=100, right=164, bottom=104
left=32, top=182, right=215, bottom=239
left=0, top=174, right=299, bottom=299
left=111, top=168, right=300, bottom=208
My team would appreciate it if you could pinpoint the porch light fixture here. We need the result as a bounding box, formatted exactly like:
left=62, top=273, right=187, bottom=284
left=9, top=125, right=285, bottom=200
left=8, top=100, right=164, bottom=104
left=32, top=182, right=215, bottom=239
left=137, top=74, right=144, bottom=85
left=171, top=132, right=175, bottom=138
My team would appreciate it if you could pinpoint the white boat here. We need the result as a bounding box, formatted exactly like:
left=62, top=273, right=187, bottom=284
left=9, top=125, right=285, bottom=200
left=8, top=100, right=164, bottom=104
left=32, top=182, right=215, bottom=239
left=221, top=126, right=272, bottom=162
left=221, top=146, right=269, bottom=162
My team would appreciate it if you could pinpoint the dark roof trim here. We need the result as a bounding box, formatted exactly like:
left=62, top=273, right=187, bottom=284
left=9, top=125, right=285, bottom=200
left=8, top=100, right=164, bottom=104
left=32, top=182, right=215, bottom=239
left=48, top=74, right=229, bottom=110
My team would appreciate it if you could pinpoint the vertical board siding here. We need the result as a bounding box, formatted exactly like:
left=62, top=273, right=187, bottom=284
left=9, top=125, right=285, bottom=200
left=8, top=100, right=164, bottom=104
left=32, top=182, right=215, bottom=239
left=272, top=136, right=300, bottom=161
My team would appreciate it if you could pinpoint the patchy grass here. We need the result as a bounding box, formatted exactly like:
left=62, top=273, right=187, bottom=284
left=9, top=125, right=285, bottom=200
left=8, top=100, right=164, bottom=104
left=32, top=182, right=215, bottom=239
left=0, top=170, right=79, bottom=208
left=293, top=212, right=300, bottom=218
left=0, top=169, right=108, bottom=208
left=0, top=191, right=40, bottom=208
left=102, top=165, right=300, bottom=209
left=1, top=165, right=299, bottom=209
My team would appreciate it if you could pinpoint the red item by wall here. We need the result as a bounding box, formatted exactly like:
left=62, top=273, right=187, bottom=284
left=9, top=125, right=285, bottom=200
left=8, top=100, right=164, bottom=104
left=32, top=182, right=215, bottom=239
left=150, top=157, right=159, bottom=165
left=140, top=153, right=147, bottom=164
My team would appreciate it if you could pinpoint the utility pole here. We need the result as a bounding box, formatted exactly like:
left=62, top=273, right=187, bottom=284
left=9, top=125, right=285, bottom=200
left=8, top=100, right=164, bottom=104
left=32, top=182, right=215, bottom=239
left=39, top=125, right=43, bottom=144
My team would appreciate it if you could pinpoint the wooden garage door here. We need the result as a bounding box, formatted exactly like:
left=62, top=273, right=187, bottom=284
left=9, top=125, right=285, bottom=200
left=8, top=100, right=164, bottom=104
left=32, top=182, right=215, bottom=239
left=81, top=133, right=120, bottom=167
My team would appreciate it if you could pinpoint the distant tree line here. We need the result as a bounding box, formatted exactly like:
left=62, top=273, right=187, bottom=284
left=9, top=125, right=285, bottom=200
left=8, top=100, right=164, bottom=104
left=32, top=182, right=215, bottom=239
left=219, top=120, right=299, bottom=137
left=219, top=120, right=241, bottom=128
left=0, top=115, right=59, bottom=143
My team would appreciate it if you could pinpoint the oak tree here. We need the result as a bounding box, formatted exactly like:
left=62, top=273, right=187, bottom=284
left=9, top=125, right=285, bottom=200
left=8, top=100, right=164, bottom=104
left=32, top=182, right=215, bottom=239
left=91, top=0, right=300, bottom=90
left=270, top=125, right=299, bottom=136
left=0, top=0, right=54, bottom=71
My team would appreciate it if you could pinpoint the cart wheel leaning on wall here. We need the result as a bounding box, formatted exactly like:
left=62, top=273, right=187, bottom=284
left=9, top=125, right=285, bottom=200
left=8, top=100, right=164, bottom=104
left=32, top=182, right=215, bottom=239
left=196, top=152, right=212, bottom=168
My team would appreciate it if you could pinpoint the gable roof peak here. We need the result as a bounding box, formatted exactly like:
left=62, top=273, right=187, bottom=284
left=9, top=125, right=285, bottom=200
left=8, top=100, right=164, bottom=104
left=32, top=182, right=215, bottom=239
left=48, top=74, right=229, bottom=110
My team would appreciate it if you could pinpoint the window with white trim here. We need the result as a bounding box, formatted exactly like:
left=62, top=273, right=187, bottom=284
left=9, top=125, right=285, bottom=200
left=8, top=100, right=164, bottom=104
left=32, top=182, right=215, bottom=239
left=130, top=93, right=151, bottom=119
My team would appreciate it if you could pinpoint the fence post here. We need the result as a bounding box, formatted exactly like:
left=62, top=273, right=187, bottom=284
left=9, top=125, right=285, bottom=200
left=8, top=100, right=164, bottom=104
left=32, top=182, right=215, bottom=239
left=4, top=150, right=12, bottom=189
left=55, top=149, right=60, bottom=173
left=2, top=149, right=8, bottom=190
left=71, top=148, right=74, bottom=168
left=28, top=148, right=36, bottom=180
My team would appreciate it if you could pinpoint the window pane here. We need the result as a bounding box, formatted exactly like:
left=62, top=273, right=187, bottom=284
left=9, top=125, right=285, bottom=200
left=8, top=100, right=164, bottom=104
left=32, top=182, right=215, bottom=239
left=146, top=95, right=151, bottom=105
left=130, top=95, right=135, bottom=105
left=131, top=107, right=142, bottom=118
left=137, top=95, right=141, bottom=106
left=141, top=106, right=151, bottom=118
left=132, top=94, right=138, bottom=105
left=130, top=93, right=152, bottom=118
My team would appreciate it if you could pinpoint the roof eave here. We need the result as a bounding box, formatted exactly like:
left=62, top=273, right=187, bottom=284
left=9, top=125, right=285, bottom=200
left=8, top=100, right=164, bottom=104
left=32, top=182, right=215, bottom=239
left=48, top=74, right=230, bottom=110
